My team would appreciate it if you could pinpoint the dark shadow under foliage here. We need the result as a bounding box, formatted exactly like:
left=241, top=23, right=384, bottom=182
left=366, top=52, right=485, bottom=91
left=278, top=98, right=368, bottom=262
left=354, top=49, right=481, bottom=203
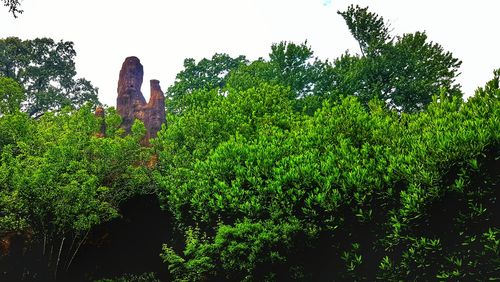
left=0, top=195, right=173, bottom=282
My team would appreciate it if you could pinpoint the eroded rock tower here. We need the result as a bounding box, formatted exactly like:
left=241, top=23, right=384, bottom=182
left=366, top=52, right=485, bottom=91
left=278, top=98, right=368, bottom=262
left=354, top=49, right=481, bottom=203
left=116, top=56, right=166, bottom=141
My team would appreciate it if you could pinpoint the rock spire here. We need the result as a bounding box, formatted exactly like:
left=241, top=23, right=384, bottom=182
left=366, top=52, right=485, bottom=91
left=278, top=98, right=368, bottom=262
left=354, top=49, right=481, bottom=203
left=116, top=56, right=166, bottom=141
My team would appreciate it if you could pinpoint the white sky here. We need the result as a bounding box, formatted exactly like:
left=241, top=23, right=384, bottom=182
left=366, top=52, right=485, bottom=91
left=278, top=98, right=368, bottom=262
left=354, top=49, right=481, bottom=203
left=1, top=0, right=499, bottom=106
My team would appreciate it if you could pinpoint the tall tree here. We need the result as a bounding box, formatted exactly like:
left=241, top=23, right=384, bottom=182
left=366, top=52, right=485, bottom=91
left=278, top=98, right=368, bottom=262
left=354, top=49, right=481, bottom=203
left=227, top=41, right=336, bottom=113
left=166, top=53, right=247, bottom=114
left=338, top=5, right=391, bottom=56
left=228, top=41, right=324, bottom=97
left=335, top=6, right=462, bottom=112
left=0, top=37, right=99, bottom=118
left=167, top=44, right=332, bottom=115
left=268, top=41, right=317, bottom=96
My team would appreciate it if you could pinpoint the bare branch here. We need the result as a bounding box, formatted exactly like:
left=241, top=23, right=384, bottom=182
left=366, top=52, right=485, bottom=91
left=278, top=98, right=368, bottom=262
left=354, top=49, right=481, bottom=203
left=3, top=0, right=23, bottom=18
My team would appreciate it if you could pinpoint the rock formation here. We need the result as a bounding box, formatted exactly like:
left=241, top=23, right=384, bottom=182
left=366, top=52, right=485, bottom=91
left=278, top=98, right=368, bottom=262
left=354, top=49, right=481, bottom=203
left=116, top=57, right=166, bottom=142
left=142, top=79, right=166, bottom=140
left=94, top=106, right=106, bottom=138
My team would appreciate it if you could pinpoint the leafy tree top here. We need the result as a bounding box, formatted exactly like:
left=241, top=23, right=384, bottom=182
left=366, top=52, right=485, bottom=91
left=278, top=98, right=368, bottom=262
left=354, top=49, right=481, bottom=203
left=0, top=37, right=99, bottom=118
left=334, top=5, right=462, bottom=112
left=338, top=5, right=391, bottom=56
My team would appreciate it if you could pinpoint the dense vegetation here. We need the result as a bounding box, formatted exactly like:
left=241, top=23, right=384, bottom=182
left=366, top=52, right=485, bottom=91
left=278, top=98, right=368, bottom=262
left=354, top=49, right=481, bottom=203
left=0, top=37, right=99, bottom=118
left=1, top=5, right=499, bottom=281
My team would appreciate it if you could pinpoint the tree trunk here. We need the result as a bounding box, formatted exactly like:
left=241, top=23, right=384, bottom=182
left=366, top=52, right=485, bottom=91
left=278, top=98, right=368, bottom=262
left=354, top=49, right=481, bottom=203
left=54, top=236, right=65, bottom=280
left=65, top=233, right=77, bottom=267
left=42, top=232, right=47, bottom=256
left=65, top=229, right=89, bottom=272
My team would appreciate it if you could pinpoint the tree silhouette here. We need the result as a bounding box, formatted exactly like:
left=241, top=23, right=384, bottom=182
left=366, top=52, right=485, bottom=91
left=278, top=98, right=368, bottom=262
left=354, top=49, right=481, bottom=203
left=2, top=0, right=22, bottom=18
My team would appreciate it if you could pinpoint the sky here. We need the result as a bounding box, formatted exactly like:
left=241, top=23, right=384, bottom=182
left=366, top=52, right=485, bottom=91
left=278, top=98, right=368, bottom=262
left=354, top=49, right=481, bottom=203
left=1, top=0, right=499, bottom=107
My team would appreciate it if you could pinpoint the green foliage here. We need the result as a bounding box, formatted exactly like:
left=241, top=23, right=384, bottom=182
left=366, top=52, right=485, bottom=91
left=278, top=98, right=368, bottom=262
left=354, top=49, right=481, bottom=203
left=0, top=108, right=33, bottom=152
left=227, top=41, right=336, bottom=113
left=267, top=41, right=320, bottom=98
left=335, top=6, right=462, bottom=112
left=162, top=219, right=305, bottom=281
left=338, top=5, right=391, bottom=56
left=0, top=104, right=154, bottom=277
left=155, top=68, right=500, bottom=280
left=166, top=42, right=336, bottom=116
left=0, top=76, right=24, bottom=115
left=0, top=17, right=497, bottom=281
left=473, top=69, right=500, bottom=101
left=131, top=119, right=147, bottom=140
left=0, top=37, right=99, bottom=117
left=169, top=16, right=461, bottom=115
left=166, top=53, right=247, bottom=114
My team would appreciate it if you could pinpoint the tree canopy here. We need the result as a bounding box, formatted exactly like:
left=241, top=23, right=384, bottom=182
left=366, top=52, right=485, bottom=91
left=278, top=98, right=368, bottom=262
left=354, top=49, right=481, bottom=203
left=167, top=6, right=462, bottom=114
left=156, top=70, right=499, bottom=281
left=338, top=5, right=391, bottom=56
left=166, top=53, right=247, bottom=114
left=0, top=105, right=154, bottom=280
left=0, top=37, right=99, bottom=118
left=334, top=5, right=462, bottom=112
left=0, top=5, right=498, bottom=282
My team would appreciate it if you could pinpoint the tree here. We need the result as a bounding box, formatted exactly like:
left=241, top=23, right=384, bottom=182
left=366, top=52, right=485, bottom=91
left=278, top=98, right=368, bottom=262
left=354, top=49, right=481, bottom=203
left=156, top=38, right=498, bottom=280
left=268, top=41, right=317, bottom=97
left=2, top=0, right=22, bottom=18
left=227, top=41, right=337, bottom=114
left=473, top=68, right=500, bottom=100
left=0, top=104, right=155, bottom=280
left=338, top=5, right=391, bottom=56
left=0, top=76, right=24, bottom=115
left=227, top=41, right=325, bottom=97
left=157, top=88, right=499, bottom=280
left=334, top=6, right=462, bottom=112
left=0, top=37, right=99, bottom=118
left=166, top=53, right=247, bottom=114
left=167, top=42, right=335, bottom=115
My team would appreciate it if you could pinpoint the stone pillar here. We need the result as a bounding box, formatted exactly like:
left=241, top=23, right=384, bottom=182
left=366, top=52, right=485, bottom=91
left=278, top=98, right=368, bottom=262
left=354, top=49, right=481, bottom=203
left=116, top=57, right=166, bottom=142
left=117, top=56, right=147, bottom=133
left=144, top=79, right=166, bottom=140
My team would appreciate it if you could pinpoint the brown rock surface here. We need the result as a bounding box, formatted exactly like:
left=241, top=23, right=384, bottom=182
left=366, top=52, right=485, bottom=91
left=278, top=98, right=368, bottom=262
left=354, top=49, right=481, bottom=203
left=143, top=79, right=166, bottom=140
left=94, top=106, right=106, bottom=138
left=116, top=57, right=166, bottom=141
